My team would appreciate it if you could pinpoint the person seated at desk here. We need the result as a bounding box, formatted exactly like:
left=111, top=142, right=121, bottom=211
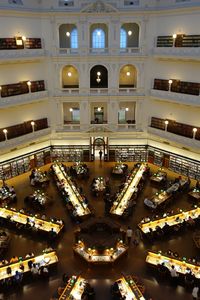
left=155, top=225, right=164, bottom=237
left=25, top=252, right=34, bottom=258
left=144, top=198, right=157, bottom=209
left=14, top=270, right=23, bottom=285
left=184, top=268, right=195, bottom=287
left=158, top=262, right=170, bottom=277
left=49, top=228, right=57, bottom=240
left=163, top=222, right=171, bottom=234
left=9, top=186, right=17, bottom=202
left=10, top=256, right=18, bottom=263
left=196, top=180, right=200, bottom=189
left=31, top=263, right=39, bottom=277
left=0, top=259, right=8, bottom=266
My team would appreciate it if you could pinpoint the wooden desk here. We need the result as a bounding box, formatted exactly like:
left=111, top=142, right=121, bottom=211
left=59, top=275, right=87, bottom=300
left=149, top=191, right=172, bottom=206
left=92, top=177, right=106, bottom=192
left=0, top=187, right=13, bottom=204
left=146, top=251, right=200, bottom=279
left=0, top=250, right=58, bottom=282
left=188, top=189, right=200, bottom=201
left=150, top=171, right=167, bottom=184
left=144, top=179, right=188, bottom=209
left=73, top=241, right=128, bottom=264
left=0, top=207, right=63, bottom=234
left=52, top=163, right=91, bottom=217
left=110, top=164, right=147, bottom=216
left=117, top=275, right=146, bottom=300
left=112, top=163, right=127, bottom=175
left=71, top=163, right=88, bottom=176
left=138, top=207, right=200, bottom=234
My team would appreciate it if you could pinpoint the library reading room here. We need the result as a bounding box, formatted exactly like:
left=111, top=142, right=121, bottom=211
left=0, top=0, right=200, bottom=299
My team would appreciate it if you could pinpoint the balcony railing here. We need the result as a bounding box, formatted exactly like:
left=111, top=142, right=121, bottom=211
left=0, top=90, right=48, bottom=108
left=150, top=89, right=200, bottom=106
left=0, top=127, right=51, bottom=150
left=153, top=47, right=200, bottom=59
left=148, top=126, right=200, bottom=150
left=58, top=48, right=79, bottom=55
left=118, top=123, right=136, bottom=131
left=54, top=87, right=144, bottom=97
left=0, top=49, right=46, bottom=60
left=55, top=47, right=144, bottom=56
left=63, top=123, right=80, bottom=131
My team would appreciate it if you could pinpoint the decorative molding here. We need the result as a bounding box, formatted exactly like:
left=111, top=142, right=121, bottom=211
left=81, top=1, right=118, bottom=13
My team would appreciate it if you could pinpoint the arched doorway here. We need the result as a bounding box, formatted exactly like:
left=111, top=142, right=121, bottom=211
left=90, top=137, right=109, bottom=161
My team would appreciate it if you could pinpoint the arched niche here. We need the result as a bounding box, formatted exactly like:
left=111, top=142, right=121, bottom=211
left=59, top=24, right=78, bottom=48
left=119, top=65, right=137, bottom=88
left=120, top=23, right=139, bottom=48
left=62, top=65, right=79, bottom=88
left=90, top=65, right=108, bottom=88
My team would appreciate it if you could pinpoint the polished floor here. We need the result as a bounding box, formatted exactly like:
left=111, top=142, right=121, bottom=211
left=0, top=161, right=199, bottom=300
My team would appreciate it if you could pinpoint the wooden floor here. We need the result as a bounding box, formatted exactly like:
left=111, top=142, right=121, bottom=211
left=0, top=161, right=198, bottom=300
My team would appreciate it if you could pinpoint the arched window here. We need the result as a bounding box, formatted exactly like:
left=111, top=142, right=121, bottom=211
left=71, top=28, right=78, bottom=49
left=120, top=28, right=127, bottom=48
left=92, top=29, right=105, bottom=48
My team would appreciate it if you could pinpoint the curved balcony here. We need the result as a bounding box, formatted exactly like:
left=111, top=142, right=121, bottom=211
left=0, top=49, right=46, bottom=62
left=150, top=89, right=200, bottom=107
left=148, top=126, right=200, bottom=150
left=0, top=90, right=49, bottom=108
left=0, top=127, right=51, bottom=151
left=153, top=47, right=200, bottom=61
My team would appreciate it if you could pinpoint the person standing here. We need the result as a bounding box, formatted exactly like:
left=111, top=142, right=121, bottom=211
left=126, top=226, right=133, bottom=245
left=99, top=150, right=103, bottom=161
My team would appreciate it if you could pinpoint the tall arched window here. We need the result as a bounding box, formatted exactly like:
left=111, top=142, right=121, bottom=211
left=71, top=28, right=78, bottom=49
left=92, top=29, right=105, bottom=48
left=120, top=28, right=127, bottom=48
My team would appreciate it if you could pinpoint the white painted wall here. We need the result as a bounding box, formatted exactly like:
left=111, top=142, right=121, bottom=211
left=148, top=100, right=200, bottom=127
left=0, top=101, right=50, bottom=128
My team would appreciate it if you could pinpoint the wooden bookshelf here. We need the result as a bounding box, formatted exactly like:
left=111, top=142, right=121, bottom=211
left=156, top=36, right=173, bottom=47
left=156, top=34, right=200, bottom=48
left=0, top=80, right=45, bottom=97
left=0, top=37, right=42, bottom=50
left=25, top=38, right=42, bottom=49
left=0, top=118, right=48, bottom=142
left=153, top=78, right=200, bottom=96
left=30, top=80, right=45, bottom=93
left=109, top=145, right=147, bottom=162
left=153, top=79, right=169, bottom=91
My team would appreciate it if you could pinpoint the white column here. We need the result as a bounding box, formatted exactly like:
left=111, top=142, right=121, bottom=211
left=80, top=100, right=90, bottom=130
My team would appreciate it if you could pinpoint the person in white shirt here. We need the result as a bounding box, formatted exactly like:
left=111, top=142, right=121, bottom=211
left=170, top=265, right=179, bottom=278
